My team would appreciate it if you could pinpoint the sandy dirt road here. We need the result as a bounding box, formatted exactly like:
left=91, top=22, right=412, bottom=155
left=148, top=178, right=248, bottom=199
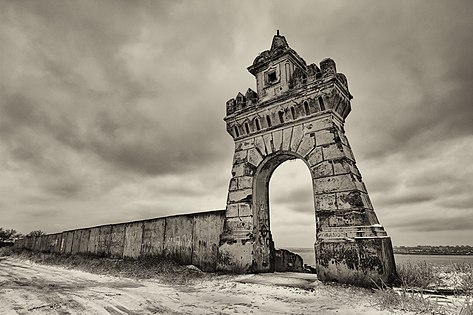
left=0, top=256, right=404, bottom=314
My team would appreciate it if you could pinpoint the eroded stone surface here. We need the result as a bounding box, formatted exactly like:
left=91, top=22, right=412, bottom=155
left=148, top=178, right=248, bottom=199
left=219, top=32, right=396, bottom=286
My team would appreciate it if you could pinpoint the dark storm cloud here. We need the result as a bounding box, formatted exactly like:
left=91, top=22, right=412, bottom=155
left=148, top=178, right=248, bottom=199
left=0, top=0, right=471, bottom=245
left=379, top=193, right=434, bottom=207
left=269, top=0, right=473, bottom=160
left=437, top=195, right=473, bottom=210
left=391, top=211, right=473, bottom=232
left=0, top=0, right=235, bottom=181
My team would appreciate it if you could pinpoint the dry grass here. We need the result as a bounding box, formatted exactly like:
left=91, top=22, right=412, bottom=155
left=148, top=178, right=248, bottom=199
left=374, top=286, right=449, bottom=314
left=0, top=247, right=213, bottom=285
left=3, top=247, right=472, bottom=314
left=397, top=261, right=441, bottom=289
left=446, top=263, right=473, bottom=295
left=374, top=260, right=473, bottom=314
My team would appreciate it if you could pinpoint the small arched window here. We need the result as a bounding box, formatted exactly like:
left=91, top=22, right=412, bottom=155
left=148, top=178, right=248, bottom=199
left=244, top=122, right=250, bottom=134
left=290, top=107, right=296, bottom=119
left=318, top=96, right=325, bottom=111
left=266, top=115, right=272, bottom=128
left=304, top=101, right=310, bottom=115
left=255, top=118, right=261, bottom=131
left=278, top=111, right=285, bottom=123
left=234, top=126, right=240, bottom=137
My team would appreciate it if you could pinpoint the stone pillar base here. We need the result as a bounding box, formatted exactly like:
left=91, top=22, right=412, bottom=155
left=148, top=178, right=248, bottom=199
left=315, top=236, right=397, bottom=287
left=217, top=234, right=255, bottom=273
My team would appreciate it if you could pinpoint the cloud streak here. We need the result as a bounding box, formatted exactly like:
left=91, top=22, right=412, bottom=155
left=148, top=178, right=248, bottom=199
left=0, top=0, right=471, bottom=246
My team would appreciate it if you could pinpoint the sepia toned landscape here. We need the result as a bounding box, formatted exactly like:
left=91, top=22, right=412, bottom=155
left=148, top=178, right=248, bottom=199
left=1, top=0, right=472, bottom=314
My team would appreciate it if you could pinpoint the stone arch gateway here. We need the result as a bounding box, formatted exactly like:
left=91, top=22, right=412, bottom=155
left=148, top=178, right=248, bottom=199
left=217, top=33, right=397, bottom=286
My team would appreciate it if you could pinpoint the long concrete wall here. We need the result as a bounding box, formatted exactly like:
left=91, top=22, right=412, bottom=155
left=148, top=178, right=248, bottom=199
left=15, top=210, right=225, bottom=272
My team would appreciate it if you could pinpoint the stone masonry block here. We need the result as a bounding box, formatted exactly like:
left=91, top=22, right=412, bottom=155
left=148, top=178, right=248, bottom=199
left=339, top=131, right=349, bottom=146
left=272, top=130, right=282, bottom=151
left=361, top=192, right=374, bottom=210
left=290, top=125, right=304, bottom=152
left=354, top=177, right=368, bottom=193
left=365, top=210, right=380, bottom=225
left=332, top=158, right=360, bottom=177
left=254, top=136, right=267, bottom=156
left=342, top=144, right=355, bottom=161
left=248, top=148, right=263, bottom=167
left=303, top=122, right=316, bottom=134
left=236, top=138, right=255, bottom=151
left=217, top=242, right=253, bottom=273
left=315, top=129, right=336, bottom=146
left=238, top=176, right=253, bottom=189
left=315, top=193, right=337, bottom=211
left=350, top=163, right=361, bottom=177
left=238, top=203, right=252, bottom=217
left=307, top=147, right=323, bottom=167
left=233, top=150, right=248, bottom=164
left=226, top=204, right=239, bottom=218
left=263, top=133, right=273, bottom=155
left=328, top=211, right=365, bottom=227
left=225, top=217, right=253, bottom=232
left=312, top=160, right=334, bottom=178
left=314, top=174, right=357, bottom=193
left=282, top=127, right=292, bottom=151
left=332, top=158, right=350, bottom=175
left=229, top=178, right=238, bottom=191
left=322, top=143, right=345, bottom=160
left=297, top=134, right=316, bottom=157
left=312, top=116, right=333, bottom=131
left=228, top=188, right=252, bottom=203
left=232, top=163, right=256, bottom=177
left=336, top=190, right=366, bottom=210
left=232, top=163, right=245, bottom=177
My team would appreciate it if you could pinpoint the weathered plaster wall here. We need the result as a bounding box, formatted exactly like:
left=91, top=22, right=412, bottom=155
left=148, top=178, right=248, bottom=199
left=192, top=212, right=225, bottom=271
left=123, top=222, right=143, bottom=259
left=87, top=227, right=100, bottom=254
left=16, top=210, right=225, bottom=272
left=141, top=219, right=165, bottom=256
left=163, top=216, right=194, bottom=265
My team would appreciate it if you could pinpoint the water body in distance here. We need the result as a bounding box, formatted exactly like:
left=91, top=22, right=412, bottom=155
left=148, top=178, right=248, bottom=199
left=286, top=248, right=473, bottom=267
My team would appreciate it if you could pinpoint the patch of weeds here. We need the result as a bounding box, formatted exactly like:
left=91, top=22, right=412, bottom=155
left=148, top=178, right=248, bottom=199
left=373, top=284, right=447, bottom=314
left=2, top=248, right=214, bottom=285
left=397, top=261, right=440, bottom=289
left=452, top=264, right=473, bottom=295
left=373, top=261, right=473, bottom=314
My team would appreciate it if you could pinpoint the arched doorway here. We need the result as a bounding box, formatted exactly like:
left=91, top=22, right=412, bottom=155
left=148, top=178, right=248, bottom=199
left=269, top=159, right=315, bottom=270
left=252, top=152, right=312, bottom=271
left=218, top=112, right=397, bottom=285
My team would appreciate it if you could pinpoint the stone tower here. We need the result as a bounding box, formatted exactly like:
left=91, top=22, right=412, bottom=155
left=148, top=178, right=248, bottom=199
left=218, top=33, right=396, bottom=286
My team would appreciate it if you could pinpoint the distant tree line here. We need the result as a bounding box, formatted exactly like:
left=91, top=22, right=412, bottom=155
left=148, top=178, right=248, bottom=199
left=0, top=227, right=45, bottom=247
left=394, top=245, right=473, bottom=255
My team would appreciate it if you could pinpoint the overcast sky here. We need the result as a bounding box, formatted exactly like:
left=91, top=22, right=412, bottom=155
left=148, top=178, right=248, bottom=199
left=1, top=0, right=472, bottom=247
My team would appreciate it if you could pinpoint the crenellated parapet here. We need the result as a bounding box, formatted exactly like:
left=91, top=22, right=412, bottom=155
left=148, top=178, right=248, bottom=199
left=225, top=34, right=353, bottom=141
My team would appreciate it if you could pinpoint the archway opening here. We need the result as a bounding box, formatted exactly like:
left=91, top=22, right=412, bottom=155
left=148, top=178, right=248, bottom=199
left=269, top=159, right=316, bottom=271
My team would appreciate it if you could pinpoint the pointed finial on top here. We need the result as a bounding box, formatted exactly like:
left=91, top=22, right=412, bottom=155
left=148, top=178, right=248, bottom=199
left=277, top=29, right=280, bottom=36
